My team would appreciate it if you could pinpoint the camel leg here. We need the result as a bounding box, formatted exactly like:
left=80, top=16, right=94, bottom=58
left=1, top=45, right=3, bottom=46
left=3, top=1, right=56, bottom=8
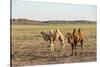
left=58, top=40, right=62, bottom=52
left=60, top=41, right=65, bottom=52
left=75, top=42, right=77, bottom=56
left=71, top=44, right=74, bottom=56
left=80, top=40, right=83, bottom=54
left=62, top=41, right=65, bottom=51
left=50, top=37, right=54, bottom=52
left=51, top=42, right=54, bottom=52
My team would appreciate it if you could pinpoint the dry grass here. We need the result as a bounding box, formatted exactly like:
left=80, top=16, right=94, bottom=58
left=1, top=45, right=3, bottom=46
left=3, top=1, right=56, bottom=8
left=11, top=23, right=96, bottom=66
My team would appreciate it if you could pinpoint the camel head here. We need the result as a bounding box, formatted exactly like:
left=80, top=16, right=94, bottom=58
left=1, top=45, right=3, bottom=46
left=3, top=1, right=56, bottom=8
left=40, top=31, right=49, bottom=41
left=40, top=31, right=46, bottom=35
left=66, top=32, right=72, bottom=37
left=40, top=31, right=43, bottom=34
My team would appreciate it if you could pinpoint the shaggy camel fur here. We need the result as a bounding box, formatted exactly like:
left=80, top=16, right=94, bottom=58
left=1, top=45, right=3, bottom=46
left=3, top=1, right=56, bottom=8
left=40, top=28, right=65, bottom=52
left=67, top=28, right=84, bottom=56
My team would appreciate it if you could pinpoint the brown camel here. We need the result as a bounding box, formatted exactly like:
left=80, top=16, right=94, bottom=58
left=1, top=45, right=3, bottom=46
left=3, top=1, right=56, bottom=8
left=40, top=28, right=65, bottom=52
left=67, top=28, right=84, bottom=56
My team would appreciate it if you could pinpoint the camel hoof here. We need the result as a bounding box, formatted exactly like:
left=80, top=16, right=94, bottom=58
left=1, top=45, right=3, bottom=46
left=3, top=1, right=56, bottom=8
left=80, top=52, right=83, bottom=55
left=70, top=53, right=73, bottom=56
left=71, top=54, right=73, bottom=56
left=75, top=53, right=77, bottom=56
left=51, top=50, right=54, bottom=52
left=57, top=50, right=60, bottom=52
left=47, top=45, right=51, bottom=47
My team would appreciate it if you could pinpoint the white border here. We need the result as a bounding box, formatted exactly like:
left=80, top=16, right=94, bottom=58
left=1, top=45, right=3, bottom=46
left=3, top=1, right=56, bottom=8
left=0, top=0, right=100, bottom=67
left=0, top=0, right=10, bottom=67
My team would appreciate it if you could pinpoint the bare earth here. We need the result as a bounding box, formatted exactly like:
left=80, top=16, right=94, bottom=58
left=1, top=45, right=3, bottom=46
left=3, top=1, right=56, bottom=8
left=11, top=24, right=96, bottom=66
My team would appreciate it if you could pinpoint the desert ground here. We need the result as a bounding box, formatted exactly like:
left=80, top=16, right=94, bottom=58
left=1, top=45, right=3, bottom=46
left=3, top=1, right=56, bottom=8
left=11, top=23, right=96, bottom=66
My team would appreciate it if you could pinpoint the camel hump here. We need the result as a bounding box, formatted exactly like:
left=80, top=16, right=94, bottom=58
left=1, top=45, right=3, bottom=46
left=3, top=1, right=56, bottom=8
left=50, top=29, right=53, bottom=33
left=78, top=28, right=81, bottom=32
left=73, top=28, right=76, bottom=33
left=72, top=28, right=77, bottom=36
left=49, top=29, right=53, bottom=36
left=55, top=28, right=59, bottom=31
left=78, top=28, right=84, bottom=34
left=56, top=28, right=62, bottom=34
left=78, top=28, right=84, bottom=39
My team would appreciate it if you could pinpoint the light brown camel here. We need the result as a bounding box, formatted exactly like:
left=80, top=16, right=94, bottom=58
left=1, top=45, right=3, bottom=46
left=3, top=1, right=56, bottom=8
left=67, top=28, right=84, bottom=56
left=40, top=28, right=65, bottom=52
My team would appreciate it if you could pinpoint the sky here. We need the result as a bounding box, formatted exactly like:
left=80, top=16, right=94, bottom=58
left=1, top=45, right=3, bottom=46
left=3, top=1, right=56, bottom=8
left=12, top=0, right=97, bottom=21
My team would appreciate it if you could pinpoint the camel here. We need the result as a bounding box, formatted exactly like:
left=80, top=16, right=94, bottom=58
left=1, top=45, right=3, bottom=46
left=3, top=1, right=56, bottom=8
left=66, top=28, right=84, bottom=56
left=40, top=28, right=65, bottom=52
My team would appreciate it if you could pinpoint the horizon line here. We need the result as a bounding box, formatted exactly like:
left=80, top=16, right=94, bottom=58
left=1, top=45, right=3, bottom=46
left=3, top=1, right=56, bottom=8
left=11, top=18, right=97, bottom=22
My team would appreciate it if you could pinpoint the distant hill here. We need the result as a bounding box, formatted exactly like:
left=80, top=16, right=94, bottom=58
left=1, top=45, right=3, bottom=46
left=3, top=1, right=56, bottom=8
left=11, top=18, right=96, bottom=25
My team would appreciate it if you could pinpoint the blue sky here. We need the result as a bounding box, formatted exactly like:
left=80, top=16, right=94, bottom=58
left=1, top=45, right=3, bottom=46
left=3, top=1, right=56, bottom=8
left=12, top=0, right=97, bottom=21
